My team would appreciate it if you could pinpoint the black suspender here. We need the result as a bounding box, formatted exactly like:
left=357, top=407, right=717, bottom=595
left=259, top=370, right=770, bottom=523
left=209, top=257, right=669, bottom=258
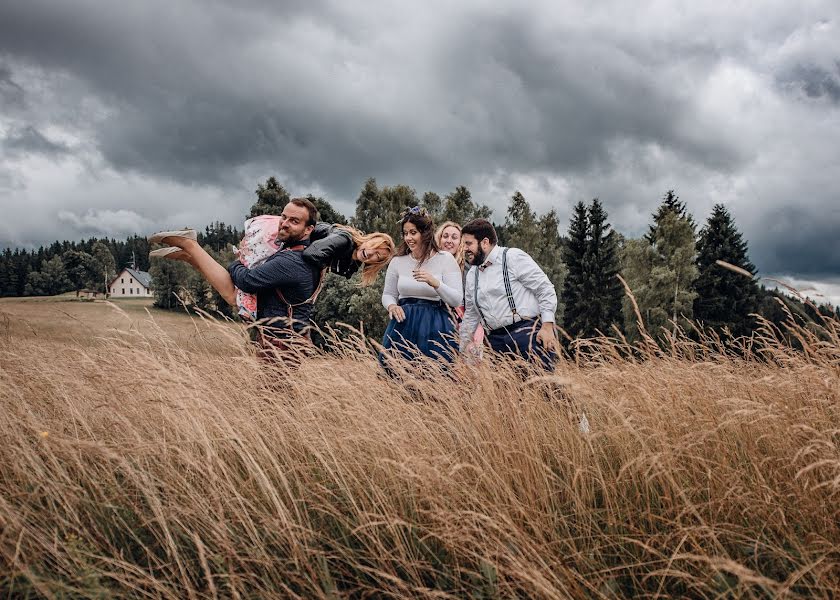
left=501, top=247, right=519, bottom=322
left=473, top=247, right=520, bottom=329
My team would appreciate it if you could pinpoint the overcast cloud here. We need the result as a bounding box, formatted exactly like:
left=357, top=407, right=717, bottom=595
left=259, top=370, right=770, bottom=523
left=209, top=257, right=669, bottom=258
left=0, top=0, right=838, bottom=301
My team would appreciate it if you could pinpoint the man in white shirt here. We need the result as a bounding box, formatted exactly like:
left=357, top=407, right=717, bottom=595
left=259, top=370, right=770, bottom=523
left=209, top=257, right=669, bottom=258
left=460, top=218, right=558, bottom=369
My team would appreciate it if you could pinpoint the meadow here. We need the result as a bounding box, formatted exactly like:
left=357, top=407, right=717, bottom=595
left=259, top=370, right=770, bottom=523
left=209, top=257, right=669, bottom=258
left=0, top=296, right=838, bottom=598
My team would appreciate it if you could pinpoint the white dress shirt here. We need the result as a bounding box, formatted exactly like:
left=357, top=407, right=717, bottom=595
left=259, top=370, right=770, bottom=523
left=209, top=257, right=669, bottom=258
left=381, top=251, right=463, bottom=309
left=460, top=245, right=557, bottom=348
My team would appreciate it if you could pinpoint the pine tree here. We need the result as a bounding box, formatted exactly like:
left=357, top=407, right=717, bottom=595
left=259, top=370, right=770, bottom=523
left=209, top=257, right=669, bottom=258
left=694, top=204, right=759, bottom=337
left=562, top=199, right=623, bottom=339
left=0, top=249, right=12, bottom=296
left=561, top=201, right=589, bottom=337
left=248, top=176, right=290, bottom=218
left=504, top=191, right=539, bottom=251
left=646, top=189, right=693, bottom=243
left=586, top=199, right=624, bottom=335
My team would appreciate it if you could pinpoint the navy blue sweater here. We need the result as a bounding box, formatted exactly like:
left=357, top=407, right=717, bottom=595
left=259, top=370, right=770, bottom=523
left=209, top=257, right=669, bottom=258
left=228, top=239, right=320, bottom=336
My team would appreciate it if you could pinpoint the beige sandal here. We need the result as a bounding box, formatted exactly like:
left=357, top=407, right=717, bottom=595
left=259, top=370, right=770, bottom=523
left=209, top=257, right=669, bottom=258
left=148, top=229, right=197, bottom=244
left=149, top=247, right=184, bottom=259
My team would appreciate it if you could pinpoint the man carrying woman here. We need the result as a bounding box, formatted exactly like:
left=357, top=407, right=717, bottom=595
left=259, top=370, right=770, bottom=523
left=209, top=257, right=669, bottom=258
left=148, top=197, right=395, bottom=358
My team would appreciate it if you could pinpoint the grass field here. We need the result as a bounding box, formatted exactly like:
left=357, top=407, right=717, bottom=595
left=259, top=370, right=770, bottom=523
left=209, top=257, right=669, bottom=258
left=0, top=297, right=838, bottom=598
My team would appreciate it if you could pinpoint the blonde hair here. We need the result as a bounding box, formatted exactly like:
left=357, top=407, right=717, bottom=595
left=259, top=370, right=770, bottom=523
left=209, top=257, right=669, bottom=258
left=335, top=225, right=396, bottom=286
left=434, top=221, right=465, bottom=271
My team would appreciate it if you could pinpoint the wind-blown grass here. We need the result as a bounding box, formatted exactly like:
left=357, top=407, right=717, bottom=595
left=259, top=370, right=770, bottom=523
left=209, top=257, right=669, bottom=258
left=0, top=300, right=838, bottom=598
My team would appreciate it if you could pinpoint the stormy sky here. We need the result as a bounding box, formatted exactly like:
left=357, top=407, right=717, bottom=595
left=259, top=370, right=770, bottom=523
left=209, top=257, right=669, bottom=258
left=1, top=1, right=838, bottom=300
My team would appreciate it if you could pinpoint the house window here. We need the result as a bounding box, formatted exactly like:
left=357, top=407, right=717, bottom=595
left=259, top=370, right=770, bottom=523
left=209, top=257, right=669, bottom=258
left=122, top=288, right=125, bottom=294
left=129, top=288, right=133, bottom=295
left=121, top=278, right=124, bottom=283
left=111, top=287, right=115, bottom=294
left=130, top=278, right=133, bottom=283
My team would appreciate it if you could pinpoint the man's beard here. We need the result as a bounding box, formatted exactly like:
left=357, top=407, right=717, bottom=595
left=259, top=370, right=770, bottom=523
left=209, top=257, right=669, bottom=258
left=277, top=227, right=304, bottom=244
left=467, top=247, right=486, bottom=267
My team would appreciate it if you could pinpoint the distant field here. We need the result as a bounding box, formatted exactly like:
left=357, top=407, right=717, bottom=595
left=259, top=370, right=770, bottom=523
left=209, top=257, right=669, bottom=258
left=0, top=296, right=239, bottom=354
left=1, top=297, right=838, bottom=598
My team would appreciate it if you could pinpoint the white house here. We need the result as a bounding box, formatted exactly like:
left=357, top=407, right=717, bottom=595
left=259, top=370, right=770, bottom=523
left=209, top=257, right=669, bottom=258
left=109, top=267, right=153, bottom=298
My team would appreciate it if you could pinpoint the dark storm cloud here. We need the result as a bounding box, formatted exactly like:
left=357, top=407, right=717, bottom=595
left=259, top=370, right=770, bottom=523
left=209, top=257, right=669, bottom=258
left=0, top=0, right=838, bottom=282
left=778, top=63, right=840, bottom=103
left=0, top=64, right=26, bottom=109
left=0, top=1, right=745, bottom=188
left=3, top=125, right=70, bottom=157
left=750, top=205, right=840, bottom=278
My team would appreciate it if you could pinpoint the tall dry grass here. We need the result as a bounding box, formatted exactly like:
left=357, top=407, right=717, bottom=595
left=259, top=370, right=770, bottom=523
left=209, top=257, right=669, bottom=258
left=0, top=302, right=838, bottom=598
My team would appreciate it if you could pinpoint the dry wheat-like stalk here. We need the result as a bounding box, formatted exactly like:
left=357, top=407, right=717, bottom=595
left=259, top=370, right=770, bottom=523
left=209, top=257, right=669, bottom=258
left=0, top=300, right=838, bottom=598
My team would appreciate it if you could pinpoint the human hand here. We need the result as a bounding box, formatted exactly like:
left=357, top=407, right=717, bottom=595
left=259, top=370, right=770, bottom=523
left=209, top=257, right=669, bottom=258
left=412, top=269, right=440, bottom=289
left=387, top=304, right=406, bottom=323
left=461, top=341, right=483, bottom=366
left=536, top=322, right=558, bottom=352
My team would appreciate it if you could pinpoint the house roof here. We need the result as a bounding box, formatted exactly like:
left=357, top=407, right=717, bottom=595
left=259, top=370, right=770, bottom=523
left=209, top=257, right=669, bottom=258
left=109, top=267, right=153, bottom=289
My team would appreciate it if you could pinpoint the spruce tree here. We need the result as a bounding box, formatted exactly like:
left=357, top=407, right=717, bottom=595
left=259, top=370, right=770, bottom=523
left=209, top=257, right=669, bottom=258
left=694, top=204, right=759, bottom=337
left=646, top=189, right=693, bottom=243
left=561, top=201, right=589, bottom=337
left=586, top=199, right=624, bottom=335
left=0, top=249, right=12, bottom=296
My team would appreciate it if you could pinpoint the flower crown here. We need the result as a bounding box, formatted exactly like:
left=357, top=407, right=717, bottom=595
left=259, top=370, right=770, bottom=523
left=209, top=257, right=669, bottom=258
left=398, top=205, right=429, bottom=222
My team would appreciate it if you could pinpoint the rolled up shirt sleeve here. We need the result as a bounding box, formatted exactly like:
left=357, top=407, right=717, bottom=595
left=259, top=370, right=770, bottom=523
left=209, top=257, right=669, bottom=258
left=511, top=249, right=557, bottom=324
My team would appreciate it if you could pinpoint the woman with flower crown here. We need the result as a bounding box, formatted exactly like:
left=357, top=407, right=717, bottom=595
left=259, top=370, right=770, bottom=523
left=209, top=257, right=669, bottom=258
left=379, top=206, right=463, bottom=372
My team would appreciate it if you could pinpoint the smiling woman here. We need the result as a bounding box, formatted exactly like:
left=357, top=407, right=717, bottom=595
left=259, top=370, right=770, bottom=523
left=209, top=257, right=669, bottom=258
left=379, top=207, right=463, bottom=375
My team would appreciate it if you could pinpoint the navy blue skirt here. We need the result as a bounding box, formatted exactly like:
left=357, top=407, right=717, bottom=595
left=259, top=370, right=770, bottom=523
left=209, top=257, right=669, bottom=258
left=380, top=298, right=457, bottom=364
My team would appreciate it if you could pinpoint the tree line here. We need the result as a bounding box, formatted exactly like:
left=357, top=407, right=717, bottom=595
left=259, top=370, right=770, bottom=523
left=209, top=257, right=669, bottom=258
left=0, top=223, right=240, bottom=299
left=2, top=176, right=836, bottom=344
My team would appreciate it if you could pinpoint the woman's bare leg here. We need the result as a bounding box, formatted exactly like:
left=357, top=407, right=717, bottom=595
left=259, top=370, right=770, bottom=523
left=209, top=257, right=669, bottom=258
left=162, top=237, right=237, bottom=306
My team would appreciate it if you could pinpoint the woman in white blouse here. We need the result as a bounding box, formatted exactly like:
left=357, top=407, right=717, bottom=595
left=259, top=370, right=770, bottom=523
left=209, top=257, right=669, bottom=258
left=380, top=206, right=463, bottom=371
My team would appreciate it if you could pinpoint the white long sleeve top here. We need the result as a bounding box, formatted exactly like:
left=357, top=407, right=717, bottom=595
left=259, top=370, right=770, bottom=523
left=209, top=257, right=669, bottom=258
left=461, top=245, right=557, bottom=348
left=381, top=252, right=463, bottom=309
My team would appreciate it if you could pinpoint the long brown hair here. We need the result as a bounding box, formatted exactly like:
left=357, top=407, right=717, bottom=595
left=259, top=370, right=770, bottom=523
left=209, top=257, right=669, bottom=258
left=397, top=208, right=438, bottom=266
left=334, top=225, right=395, bottom=286
left=434, top=221, right=465, bottom=271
